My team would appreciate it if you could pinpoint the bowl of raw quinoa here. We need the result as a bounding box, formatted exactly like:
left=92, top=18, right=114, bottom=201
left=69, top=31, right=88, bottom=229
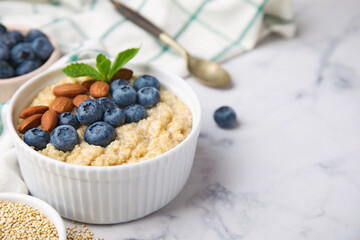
left=0, top=192, right=66, bottom=240
left=6, top=59, right=202, bottom=224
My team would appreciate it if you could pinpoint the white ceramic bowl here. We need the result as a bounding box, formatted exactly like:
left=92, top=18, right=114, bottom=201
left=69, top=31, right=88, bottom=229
left=6, top=62, right=201, bottom=224
left=0, top=192, right=66, bottom=239
left=0, top=25, right=61, bottom=103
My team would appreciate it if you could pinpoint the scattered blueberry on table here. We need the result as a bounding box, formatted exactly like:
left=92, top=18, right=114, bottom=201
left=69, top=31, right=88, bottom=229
left=0, top=23, right=54, bottom=79
left=214, top=106, right=237, bottom=128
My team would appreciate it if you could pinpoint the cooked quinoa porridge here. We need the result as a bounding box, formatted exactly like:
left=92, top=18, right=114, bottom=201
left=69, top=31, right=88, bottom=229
left=19, top=77, right=193, bottom=166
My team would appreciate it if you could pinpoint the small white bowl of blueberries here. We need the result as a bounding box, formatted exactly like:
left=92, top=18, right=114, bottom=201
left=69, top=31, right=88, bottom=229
left=0, top=23, right=61, bottom=102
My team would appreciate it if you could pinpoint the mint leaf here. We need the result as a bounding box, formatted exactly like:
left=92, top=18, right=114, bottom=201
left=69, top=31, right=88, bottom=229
left=108, top=48, right=139, bottom=80
left=96, top=54, right=111, bottom=81
left=63, top=63, right=105, bottom=81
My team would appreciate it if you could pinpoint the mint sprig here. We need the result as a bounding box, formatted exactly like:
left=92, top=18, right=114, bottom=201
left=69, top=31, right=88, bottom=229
left=63, top=48, right=139, bottom=82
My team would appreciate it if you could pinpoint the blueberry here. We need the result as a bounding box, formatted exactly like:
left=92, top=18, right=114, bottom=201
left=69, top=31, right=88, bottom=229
left=104, top=108, right=125, bottom=127
left=24, top=29, right=46, bottom=42
left=124, top=104, right=147, bottom=123
left=76, top=99, right=103, bottom=125
left=84, top=121, right=116, bottom=147
left=8, top=31, right=24, bottom=43
left=137, top=87, right=161, bottom=108
left=11, top=42, right=36, bottom=65
left=24, top=128, right=50, bottom=150
left=0, top=24, right=7, bottom=34
left=133, top=75, right=160, bottom=91
left=110, top=79, right=131, bottom=93
left=16, top=59, right=42, bottom=76
left=0, top=32, right=21, bottom=49
left=0, top=60, right=15, bottom=79
left=32, top=36, right=53, bottom=60
left=58, top=112, right=80, bottom=129
left=50, top=125, right=79, bottom=152
left=214, top=106, right=236, bottom=128
left=0, top=43, right=9, bottom=60
left=112, top=85, right=137, bottom=108
left=97, top=97, right=117, bottom=112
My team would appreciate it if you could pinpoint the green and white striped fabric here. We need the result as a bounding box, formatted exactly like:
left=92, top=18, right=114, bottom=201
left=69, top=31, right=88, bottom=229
left=0, top=0, right=295, bottom=77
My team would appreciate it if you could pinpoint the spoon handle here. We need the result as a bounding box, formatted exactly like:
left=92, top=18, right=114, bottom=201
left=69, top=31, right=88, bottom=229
left=110, top=0, right=163, bottom=38
left=110, top=0, right=188, bottom=58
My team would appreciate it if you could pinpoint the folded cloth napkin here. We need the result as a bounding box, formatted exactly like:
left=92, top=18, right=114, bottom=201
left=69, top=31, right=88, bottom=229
left=0, top=0, right=295, bottom=194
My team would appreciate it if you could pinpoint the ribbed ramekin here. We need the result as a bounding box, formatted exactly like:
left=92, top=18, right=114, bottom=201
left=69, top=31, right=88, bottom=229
left=6, top=62, right=201, bottom=224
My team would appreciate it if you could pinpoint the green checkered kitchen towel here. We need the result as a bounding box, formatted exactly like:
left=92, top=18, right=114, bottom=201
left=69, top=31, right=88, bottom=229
left=0, top=0, right=295, bottom=77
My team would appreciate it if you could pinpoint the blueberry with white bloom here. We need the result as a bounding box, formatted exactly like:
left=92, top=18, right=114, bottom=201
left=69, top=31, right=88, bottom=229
left=0, top=24, right=6, bottom=34
left=11, top=42, right=36, bottom=65
left=50, top=125, right=79, bottom=152
left=58, top=112, right=80, bottom=129
left=32, top=36, right=53, bottom=60
left=77, top=99, right=103, bottom=125
left=24, top=29, right=46, bottom=42
left=137, top=87, right=160, bottom=108
left=110, top=79, right=131, bottom=93
left=112, top=85, right=136, bottom=108
left=24, top=128, right=50, bottom=150
left=133, top=74, right=160, bottom=91
left=0, top=43, right=9, bottom=60
left=84, top=121, right=116, bottom=147
left=97, top=97, right=117, bottom=112
left=124, top=104, right=147, bottom=123
left=16, top=59, right=42, bottom=76
left=213, top=106, right=236, bottom=128
left=104, top=108, right=125, bottom=127
left=0, top=60, right=15, bottom=78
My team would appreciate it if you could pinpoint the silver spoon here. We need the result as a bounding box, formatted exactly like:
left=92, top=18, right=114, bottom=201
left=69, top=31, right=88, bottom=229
left=110, top=0, right=231, bottom=87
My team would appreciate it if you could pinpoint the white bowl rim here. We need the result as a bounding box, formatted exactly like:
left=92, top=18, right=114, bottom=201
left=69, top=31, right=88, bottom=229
left=7, top=61, right=202, bottom=171
left=0, top=192, right=66, bottom=239
left=0, top=25, right=61, bottom=83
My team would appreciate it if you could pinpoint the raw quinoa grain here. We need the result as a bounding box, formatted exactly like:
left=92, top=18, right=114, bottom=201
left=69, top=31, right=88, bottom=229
left=66, top=221, right=103, bottom=240
left=0, top=201, right=59, bottom=239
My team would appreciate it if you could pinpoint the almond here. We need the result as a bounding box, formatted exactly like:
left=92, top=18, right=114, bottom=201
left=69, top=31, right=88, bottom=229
left=19, top=114, right=43, bottom=134
left=19, top=105, right=49, bottom=119
left=50, top=97, right=73, bottom=114
left=81, top=79, right=96, bottom=90
left=53, top=83, right=88, bottom=98
left=73, top=94, right=90, bottom=107
left=89, top=81, right=110, bottom=98
left=110, top=68, right=133, bottom=81
left=41, top=110, right=58, bottom=132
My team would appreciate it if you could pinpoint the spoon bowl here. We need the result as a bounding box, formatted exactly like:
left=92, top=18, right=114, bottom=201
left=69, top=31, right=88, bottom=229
left=187, top=54, right=231, bottom=87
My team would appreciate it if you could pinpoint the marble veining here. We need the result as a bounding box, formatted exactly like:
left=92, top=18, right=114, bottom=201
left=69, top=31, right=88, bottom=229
left=64, top=0, right=360, bottom=239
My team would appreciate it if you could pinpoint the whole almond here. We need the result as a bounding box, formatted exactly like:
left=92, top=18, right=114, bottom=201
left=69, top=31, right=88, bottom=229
left=53, top=83, right=88, bottom=98
left=19, top=114, right=43, bottom=134
left=50, top=97, right=73, bottom=114
left=81, top=79, right=96, bottom=89
left=73, top=94, right=90, bottom=107
left=110, top=68, right=133, bottom=81
left=41, top=110, right=58, bottom=132
left=19, top=105, right=49, bottom=119
left=89, top=81, right=110, bottom=98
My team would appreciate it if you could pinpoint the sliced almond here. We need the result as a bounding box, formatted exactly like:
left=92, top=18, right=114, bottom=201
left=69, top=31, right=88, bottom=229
left=53, top=83, right=88, bottom=98
left=41, top=110, right=58, bottom=132
left=73, top=94, right=90, bottom=107
left=50, top=97, right=73, bottom=114
left=19, top=105, right=49, bottom=119
left=81, top=79, right=96, bottom=90
left=110, top=68, right=133, bottom=81
left=89, top=81, right=110, bottom=98
left=19, top=114, right=43, bottom=134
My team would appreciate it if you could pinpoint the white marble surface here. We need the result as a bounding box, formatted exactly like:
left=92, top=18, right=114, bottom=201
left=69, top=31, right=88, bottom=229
left=64, top=0, right=360, bottom=239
